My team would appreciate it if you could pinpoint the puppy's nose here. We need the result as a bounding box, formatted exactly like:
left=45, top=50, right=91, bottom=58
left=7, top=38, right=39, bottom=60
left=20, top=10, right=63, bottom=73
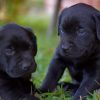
left=22, top=62, right=30, bottom=71
left=62, top=45, right=70, bottom=52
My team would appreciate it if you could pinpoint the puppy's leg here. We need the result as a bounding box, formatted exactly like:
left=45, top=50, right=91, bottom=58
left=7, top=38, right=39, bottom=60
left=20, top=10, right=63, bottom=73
left=73, top=67, right=100, bottom=100
left=58, top=65, right=83, bottom=95
left=59, top=66, right=83, bottom=95
left=40, top=53, right=66, bottom=92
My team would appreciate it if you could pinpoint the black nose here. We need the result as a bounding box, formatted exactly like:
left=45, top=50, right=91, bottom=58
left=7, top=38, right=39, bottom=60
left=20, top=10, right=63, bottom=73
left=62, top=44, right=70, bottom=52
left=22, top=62, right=31, bottom=71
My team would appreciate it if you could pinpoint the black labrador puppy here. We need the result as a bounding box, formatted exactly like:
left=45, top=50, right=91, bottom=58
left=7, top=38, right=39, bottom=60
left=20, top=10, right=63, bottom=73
left=40, top=3, right=100, bottom=100
left=0, top=23, right=38, bottom=100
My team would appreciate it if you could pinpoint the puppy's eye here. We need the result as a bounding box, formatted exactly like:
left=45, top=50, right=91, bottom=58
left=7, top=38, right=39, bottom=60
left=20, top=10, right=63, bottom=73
left=5, top=47, right=15, bottom=56
left=77, top=29, right=86, bottom=36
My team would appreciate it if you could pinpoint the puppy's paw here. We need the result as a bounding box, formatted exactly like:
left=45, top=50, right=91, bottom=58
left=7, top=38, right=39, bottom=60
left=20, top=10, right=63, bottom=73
left=58, top=82, right=79, bottom=95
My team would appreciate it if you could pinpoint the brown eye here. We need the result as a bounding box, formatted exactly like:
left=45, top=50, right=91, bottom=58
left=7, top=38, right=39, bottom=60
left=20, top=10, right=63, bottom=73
left=5, top=46, right=15, bottom=56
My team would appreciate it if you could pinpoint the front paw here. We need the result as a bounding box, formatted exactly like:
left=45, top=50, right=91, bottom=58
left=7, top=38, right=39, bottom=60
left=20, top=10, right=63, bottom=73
left=58, top=82, right=79, bottom=95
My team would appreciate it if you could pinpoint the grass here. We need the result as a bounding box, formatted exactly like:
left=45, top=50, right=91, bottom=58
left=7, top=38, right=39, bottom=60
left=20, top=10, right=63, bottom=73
left=0, top=16, right=100, bottom=100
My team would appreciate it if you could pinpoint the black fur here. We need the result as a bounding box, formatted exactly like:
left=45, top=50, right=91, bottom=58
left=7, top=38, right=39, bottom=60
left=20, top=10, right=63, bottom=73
left=0, top=23, right=38, bottom=100
left=40, top=3, right=100, bottom=100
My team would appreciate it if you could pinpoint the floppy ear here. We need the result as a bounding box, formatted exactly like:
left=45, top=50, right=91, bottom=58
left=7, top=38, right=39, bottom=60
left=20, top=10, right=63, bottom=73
left=58, top=15, right=61, bottom=36
left=23, top=27, right=37, bottom=55
left=58, top=9, right=65, bottom=36
left=93, top=14, right=100, bottom=41
left=58, top=8, right=68, bottom=36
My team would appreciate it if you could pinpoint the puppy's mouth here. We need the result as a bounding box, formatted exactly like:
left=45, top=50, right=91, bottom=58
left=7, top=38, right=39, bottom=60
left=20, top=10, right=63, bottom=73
left=6, top=63, right=37, bottom=78
left=62, top=48, right=86, bottom=58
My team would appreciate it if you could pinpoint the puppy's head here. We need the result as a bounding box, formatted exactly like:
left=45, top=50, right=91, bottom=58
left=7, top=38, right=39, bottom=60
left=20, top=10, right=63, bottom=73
left=58, top=3, right=100, bottom=58
left=0, top=23, right=37, bottom=78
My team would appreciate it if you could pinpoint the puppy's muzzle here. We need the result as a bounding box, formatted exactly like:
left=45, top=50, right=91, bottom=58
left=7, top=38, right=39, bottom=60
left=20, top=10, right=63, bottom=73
left=61, top=44, right=71, bottom=53
left=20, top=59, right=37, bottom=72
left=22, top=62, right=32, bottom=71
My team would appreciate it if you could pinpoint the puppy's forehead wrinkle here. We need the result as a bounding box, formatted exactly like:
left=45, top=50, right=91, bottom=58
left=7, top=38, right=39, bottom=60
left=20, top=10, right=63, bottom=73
left=59, top=3, right=99, bottom=29
left=62, top=17, right=80, bottom=32
left=1, top=24, right=29, bottom=38
left=2, top=30, right=26, bottom=40
left=10, top=37, right=31, bottom=49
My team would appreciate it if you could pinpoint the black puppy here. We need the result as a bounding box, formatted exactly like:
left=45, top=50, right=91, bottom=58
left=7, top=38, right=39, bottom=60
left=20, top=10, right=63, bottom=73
left=0, top=23, right=38, bottom=100
left=40, top=3, right=100, bottom=100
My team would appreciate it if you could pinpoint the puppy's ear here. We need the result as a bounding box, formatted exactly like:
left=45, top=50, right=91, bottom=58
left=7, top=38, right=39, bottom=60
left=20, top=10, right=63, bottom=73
left=58, top=9, right=64, bottom=36
left=57, top=16, right=60, bottom=35
left=58, top=14, right=62, bottom=36
left=57, top=8, right=68, bottom=36
left=93, top=14, right=100, bottom=41
left=23, top=27, right=37, bottom=55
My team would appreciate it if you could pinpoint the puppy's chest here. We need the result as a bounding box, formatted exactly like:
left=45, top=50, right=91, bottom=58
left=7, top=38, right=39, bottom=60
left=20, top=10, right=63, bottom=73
left=63, top=57, right=87, bottom=68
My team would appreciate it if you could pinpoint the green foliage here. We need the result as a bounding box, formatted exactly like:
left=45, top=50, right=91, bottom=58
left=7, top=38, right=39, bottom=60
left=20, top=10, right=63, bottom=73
left=87, top=91, right=100, bottom=100
left=16, top=15, right=49, bottom=34
left=33, top=0, right=44, bottom=8
left=37, top=86, right=72, bottom=100
left=32, top=33, right=59, bottom=86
